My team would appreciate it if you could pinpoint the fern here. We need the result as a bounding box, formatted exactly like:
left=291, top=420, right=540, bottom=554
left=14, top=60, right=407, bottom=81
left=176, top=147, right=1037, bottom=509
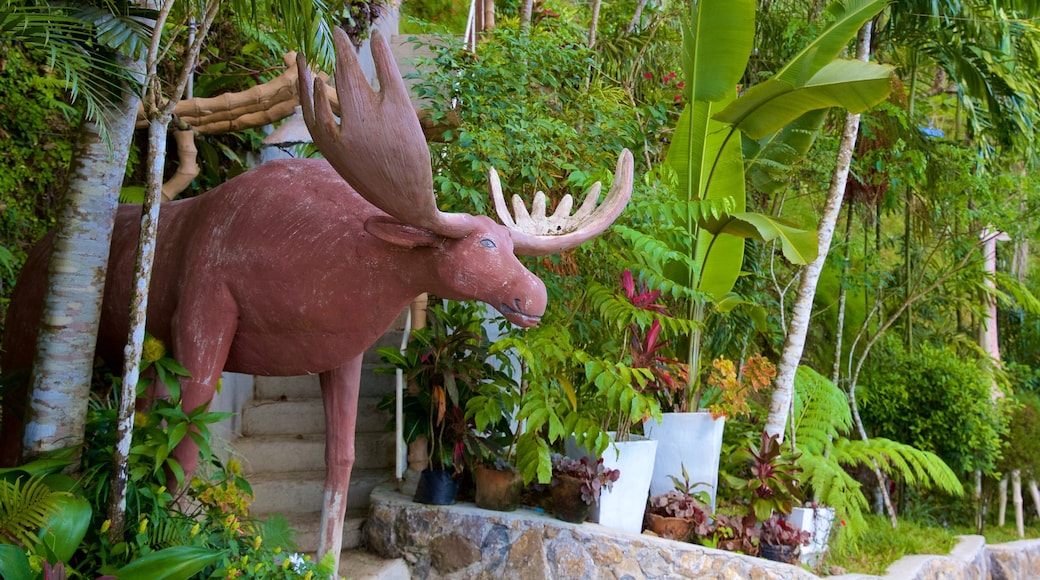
left=791, top=365, right=963, bottom=549
left=0, top=475, right=60, bottom=548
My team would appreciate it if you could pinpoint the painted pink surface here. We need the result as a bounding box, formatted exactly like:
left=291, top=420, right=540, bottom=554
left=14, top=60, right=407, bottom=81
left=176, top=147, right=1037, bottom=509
left=2, top=28, right=632, bottom=571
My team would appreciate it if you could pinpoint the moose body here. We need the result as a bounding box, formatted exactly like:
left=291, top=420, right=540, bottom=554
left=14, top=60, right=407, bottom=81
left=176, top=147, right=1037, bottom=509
left=2, top=28, right=632, bottom=574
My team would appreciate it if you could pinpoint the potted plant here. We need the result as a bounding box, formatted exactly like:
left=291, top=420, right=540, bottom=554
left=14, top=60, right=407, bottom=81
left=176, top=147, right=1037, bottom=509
left=644, top=466, right=712, bottom=541
left=378, top=300, right=506, bottom=505
left=563, top=270, right=678, bottom=533
left=724, top=430, right=804, bottom=523
left=646, top=352, right=776, bottom=510
left=702, top=509, right=759, bottom=554
left=759, top=513, right=811, bottom=564
left=549, top=454, right=620, bottom=524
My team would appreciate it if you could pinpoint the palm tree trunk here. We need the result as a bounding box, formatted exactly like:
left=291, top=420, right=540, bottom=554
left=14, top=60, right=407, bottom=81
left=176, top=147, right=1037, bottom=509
left=21, top=64, right=143, bottom=462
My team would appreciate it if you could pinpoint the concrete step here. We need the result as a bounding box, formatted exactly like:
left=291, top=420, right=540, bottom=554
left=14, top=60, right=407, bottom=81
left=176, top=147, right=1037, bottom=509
left=339, top=549, right=411, bottom=580
left=242, top=394, right=391, bottom=437
left=254, top=366, right=399, bottom=401
left=236, top=433, right=395, bottom=474
left=275, top=509, right=366, bottom=553
left=250, top=469, right=392, bottom=515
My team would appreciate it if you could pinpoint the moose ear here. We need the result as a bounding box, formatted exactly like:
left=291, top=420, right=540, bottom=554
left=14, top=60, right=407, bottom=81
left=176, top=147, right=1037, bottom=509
left=364, top=215, right=445, bottom=248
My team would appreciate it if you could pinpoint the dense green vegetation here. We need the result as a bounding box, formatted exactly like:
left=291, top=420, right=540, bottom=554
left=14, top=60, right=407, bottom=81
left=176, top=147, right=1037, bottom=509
left=3, top=0, right=1040, bottom=575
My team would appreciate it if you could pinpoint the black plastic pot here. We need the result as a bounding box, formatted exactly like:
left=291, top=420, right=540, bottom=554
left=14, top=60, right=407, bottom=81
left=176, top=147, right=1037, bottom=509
left=759, top=543, right=797, bottom=564
left=414, top=468, right=459, bottom=505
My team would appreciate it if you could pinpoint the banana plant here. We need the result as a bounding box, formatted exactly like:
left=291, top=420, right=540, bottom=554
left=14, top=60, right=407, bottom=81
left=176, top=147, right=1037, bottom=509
left=654, top=0, right=893, bottom=408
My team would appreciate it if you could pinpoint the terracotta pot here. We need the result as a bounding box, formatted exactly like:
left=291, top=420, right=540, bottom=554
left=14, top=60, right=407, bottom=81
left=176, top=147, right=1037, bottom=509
left=413, top=468, right=459, bottom=505
left=474, top=465, right=523, bottom=512
left=644, top=512, right=697, bottom=541
left=551, top=474, right=592, bottom=524
left=759, top=543, right=798, bottom=564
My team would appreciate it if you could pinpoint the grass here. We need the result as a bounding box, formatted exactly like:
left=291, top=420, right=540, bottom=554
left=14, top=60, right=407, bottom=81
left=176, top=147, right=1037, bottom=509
left=824, top=512, right=1040, bottom=576
left=825, top=515, right=959, bottom=575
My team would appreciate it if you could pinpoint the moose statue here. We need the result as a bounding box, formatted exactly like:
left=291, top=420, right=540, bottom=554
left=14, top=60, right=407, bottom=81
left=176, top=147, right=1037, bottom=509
left=1, top=27, right=632, bottom=572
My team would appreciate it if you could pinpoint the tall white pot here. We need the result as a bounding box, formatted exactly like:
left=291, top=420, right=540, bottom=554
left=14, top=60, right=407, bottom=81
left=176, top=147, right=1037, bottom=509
left=644, top=412, right=725, bottom=511
left=565, top=434, right=658, bottom=534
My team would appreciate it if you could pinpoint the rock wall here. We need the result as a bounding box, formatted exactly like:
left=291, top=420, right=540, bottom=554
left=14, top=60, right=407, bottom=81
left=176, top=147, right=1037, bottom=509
left=365, top=485, right=818, bottom=579
left=362, top=484, right=1040, bottom=580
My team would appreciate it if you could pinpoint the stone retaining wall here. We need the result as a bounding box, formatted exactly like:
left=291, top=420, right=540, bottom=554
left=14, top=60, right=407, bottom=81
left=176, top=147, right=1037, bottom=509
left=362, top=484, right=1040, bottom=579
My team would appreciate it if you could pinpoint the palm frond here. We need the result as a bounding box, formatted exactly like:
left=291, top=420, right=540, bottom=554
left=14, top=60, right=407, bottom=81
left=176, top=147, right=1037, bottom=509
left=832, top=437, right=964, bottom=496
left=792, top=365, right=851, bottom=454
left=0, top=476, right=60, bottom=548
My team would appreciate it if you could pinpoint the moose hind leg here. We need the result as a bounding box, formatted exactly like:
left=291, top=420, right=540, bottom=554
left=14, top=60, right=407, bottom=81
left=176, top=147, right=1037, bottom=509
left=317, top=357, right=363, bottom=577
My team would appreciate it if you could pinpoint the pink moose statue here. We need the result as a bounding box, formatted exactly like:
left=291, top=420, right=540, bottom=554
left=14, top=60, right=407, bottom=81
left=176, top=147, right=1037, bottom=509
left=1, top=27, right=632, bottom=571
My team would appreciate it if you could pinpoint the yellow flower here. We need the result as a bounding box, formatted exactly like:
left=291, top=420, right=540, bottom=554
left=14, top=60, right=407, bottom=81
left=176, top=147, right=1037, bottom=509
left=303, top=571, right=313, bottom=580
left=252, top=535, right=262, bottom=551
left=282, top=559, right=291, bottom=570
left=226, top=458, right=243, bottom=477
left=100, top=519, right=111, bottom=534
left=190, top=523, right=201, bottom=537
left=138, top=517, right=148, bottom=534
left=142, top=335, right=166, bottom=363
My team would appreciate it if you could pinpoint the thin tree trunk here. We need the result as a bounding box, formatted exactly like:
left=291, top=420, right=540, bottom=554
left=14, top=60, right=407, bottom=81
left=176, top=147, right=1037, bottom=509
left=21, top=57, right=144, bottom=463
left=765, top=21, right=873, bottom=441
left=831, top=207, right=854, bottom=386
left=588, top=0, right=602, bottom=48
left=108, top=0, right=217, bottom=541
left=626, top=0, right=650, bottom=33
left=519, top=0, right=533, bottom=30
left=1013, top=469, right=1024, bottom=538
left=999, top=475, right=1008, bottom=526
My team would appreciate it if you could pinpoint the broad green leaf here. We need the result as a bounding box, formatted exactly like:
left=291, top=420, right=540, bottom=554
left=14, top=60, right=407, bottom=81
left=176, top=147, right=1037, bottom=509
left=705, top=212, right=819, bottom=264
left=36, top=493, right=91, bottom=564
left=716, top=60, right=894, bottom=139
left=0, top=544, right=32, bottom=580
left=683, top=0, right=755, bottom=102
left=773, top=0, right=891, bottom=82
left=112, top=546, right=225, bottom=580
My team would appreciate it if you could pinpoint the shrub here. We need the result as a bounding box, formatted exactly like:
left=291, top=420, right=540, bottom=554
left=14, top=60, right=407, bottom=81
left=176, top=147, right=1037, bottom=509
left=859, top=342, right=1008, bottom=475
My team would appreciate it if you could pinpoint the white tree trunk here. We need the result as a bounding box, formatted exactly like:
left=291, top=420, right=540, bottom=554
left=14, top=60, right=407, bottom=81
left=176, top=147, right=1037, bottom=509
left=765, top=22, right=873, bottom=441
left=1013, top=469, right=1024, bottom=538
left=999, top=475, right=1008, bottom=526
left=22, top=58, right=144, bottom=461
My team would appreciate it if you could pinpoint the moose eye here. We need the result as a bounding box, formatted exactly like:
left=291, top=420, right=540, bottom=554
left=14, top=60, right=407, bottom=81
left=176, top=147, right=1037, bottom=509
left=479, top=238, right=497, bottom=249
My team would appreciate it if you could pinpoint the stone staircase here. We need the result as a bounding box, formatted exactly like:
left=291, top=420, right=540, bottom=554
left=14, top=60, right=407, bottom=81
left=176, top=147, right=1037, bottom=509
left=230, top=315, right=410, bottom=578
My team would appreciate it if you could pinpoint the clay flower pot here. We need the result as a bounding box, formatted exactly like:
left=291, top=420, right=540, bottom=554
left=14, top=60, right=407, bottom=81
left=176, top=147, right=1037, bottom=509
left=473, top=465, right=523, bottom=512
left=551, top=474, right=593, bottom=524
left=644, top=512, right=698, bottom=541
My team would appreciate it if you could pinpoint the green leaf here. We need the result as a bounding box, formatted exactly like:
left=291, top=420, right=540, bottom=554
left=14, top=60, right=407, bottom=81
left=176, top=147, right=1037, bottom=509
left=36, top=493, right=91, bottom=564
left=776, top=0, right=891, bottom=81
left=683, top=0, right=755, bottom=102
left=705, top=212, right=819, bottom=264
left=111, top=546, right=225, bottom=580
left=0, top=544, right=32, bottom=580
left=715, top=60, right=895, bottom=139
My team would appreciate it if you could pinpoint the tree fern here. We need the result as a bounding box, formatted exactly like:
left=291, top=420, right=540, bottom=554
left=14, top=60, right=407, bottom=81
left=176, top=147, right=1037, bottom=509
left=792, top=365, right=964, bottom=548
left=0, top=475, right=59, bottom=548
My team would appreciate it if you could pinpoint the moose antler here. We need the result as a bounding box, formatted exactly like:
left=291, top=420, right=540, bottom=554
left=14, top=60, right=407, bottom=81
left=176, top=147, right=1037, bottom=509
left=298, top=27, right=633, bottom=246
left=490, top=150, right=633, bottom=256
left=298, top=28, right=477, bottom=238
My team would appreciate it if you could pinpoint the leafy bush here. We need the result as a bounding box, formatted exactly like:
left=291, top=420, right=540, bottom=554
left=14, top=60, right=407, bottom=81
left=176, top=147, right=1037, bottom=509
left=859, top=342, right=1009, bottom=475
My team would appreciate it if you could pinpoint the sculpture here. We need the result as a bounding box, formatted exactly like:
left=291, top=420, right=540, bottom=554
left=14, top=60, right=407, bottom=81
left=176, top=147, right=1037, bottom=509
left=1, top=27, right=632, bottom=572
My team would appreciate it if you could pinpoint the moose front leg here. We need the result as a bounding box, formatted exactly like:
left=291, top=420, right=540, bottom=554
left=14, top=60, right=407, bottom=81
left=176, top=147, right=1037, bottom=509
left=318, top=356, right=363, bottom=576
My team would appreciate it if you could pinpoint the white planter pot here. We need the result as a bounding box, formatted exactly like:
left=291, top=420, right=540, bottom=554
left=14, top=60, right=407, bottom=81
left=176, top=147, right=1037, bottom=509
left=644, top=411, right=725, bottom=511
left=787, top=506, right=835, bottom=566
left=565, top=434, right=658, bottom=534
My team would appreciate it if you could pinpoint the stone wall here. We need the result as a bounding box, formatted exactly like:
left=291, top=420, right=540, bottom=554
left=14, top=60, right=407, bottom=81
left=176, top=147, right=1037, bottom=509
left=364, top=485, right=819, bottom=579
left=363, top=484, right=1040, bottom=580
